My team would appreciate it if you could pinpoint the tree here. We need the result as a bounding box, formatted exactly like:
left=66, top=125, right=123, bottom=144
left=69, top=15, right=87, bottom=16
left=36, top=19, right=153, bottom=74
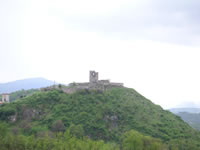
left=122, top=130, right=143, bottom=150
left=51, top=120, right=65, bottom=133
left=58, top=84, right=62, bottom=89
left=68, top=124, right=85, bottom=138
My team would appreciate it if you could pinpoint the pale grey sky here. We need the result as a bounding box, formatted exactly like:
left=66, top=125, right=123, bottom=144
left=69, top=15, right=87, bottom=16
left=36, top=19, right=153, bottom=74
left=1, top=0, right=200, bottom=109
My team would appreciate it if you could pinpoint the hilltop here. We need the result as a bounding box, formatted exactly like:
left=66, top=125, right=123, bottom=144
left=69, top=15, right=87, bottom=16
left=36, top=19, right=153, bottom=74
left=0, top=78, right=55, bottom=94
left=0, top=87, right=200, bottom=149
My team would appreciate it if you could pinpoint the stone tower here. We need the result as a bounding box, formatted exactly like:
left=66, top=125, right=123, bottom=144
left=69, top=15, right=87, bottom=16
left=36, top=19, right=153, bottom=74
left=89, top=71, right=98, bottom=83
left=1, top=93, right=10, bottom=103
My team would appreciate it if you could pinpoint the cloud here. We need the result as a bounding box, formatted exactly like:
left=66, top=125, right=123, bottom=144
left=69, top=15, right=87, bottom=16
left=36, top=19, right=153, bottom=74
left=2, top=0, right=200, bottom=45
left=46, top=0, right=200, bottom=45
left=176, top=101, right=200, bottom=108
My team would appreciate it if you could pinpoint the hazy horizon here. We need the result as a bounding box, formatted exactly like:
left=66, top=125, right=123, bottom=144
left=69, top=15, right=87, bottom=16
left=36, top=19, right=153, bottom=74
left=1, top=0, right=200, bottom=109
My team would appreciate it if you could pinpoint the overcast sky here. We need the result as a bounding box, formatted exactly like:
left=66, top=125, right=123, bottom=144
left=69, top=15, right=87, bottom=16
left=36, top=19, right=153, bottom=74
left=1, top=0, right=200, bottom=109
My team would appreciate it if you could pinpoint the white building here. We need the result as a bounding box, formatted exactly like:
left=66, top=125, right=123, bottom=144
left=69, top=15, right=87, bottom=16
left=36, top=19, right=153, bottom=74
left=1, top=93, right=10, bottom=104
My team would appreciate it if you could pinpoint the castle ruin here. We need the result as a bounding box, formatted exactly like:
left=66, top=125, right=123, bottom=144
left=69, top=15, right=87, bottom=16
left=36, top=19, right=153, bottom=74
left=63, top=71, right=124, bottom=93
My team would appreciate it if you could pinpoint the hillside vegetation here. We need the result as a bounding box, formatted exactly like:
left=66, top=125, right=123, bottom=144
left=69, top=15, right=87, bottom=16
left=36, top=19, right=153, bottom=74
left=0, top=88, right=200, bottom=149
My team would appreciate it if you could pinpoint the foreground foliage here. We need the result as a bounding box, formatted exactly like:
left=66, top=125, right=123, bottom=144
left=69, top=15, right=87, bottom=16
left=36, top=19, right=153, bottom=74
left=0, top=123, right=166, bottom=150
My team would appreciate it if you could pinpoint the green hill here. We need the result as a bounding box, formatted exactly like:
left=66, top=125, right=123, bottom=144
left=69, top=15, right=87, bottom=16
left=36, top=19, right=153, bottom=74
left=0, top=87, right=200, bottom=149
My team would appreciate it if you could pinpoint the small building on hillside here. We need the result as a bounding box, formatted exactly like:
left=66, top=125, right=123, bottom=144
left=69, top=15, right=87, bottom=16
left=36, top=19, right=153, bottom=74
left=0, top=93, right=10, bottom=104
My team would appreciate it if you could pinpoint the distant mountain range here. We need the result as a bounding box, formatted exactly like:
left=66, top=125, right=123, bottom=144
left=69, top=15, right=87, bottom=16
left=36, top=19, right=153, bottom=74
left=169, top=107, right=200, bottom=114
left=176, top=112, right=200, bottom=130
left=0, top=78, right=55, bottom=94
left=169, top=107, right=200, bottom=131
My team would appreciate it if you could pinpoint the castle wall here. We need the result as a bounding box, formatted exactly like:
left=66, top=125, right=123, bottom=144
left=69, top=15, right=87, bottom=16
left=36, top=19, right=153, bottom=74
left=109, top=83, right=124, bottom=87
left=98, top=80, right=110, bottom=84
left=63, top=83, right=90, bottom=93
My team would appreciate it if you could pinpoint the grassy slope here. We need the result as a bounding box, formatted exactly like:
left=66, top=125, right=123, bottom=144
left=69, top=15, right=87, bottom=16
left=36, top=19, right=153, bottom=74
left=0, top=88, right=200, bottom=147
